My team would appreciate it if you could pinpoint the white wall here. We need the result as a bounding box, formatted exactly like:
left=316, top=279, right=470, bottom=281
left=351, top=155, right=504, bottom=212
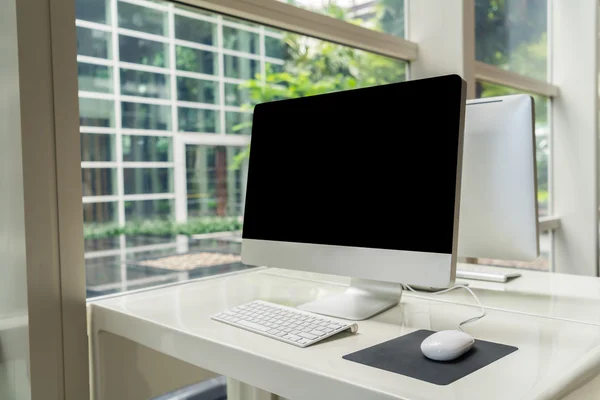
left=0, top=0, right=31, bottom=397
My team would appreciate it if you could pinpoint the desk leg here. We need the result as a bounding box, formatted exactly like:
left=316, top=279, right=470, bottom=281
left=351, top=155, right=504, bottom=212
left=226, top=378, right=281, bottom=400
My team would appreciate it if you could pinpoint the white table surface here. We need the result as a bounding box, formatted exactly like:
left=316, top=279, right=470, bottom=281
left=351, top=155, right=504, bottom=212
left=90, top=266, right=600, bottom=400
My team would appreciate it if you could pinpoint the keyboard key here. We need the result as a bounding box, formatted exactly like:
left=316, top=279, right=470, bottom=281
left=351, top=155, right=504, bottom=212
left=268, top=329, right=281, bottom=335
left=327, top=324, right=341, bottom=330
left=298, top=339, right=311, bottom=345
left=238, top=320, right=269, bottom=332
left=299, top=332, right=317, bottom=340
left=310, top=330, right=325, bottom=336
left=284, top=334, right=302, bottom=342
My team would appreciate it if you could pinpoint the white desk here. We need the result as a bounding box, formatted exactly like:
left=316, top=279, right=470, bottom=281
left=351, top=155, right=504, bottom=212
left=90, top=267, right=600, bottom=400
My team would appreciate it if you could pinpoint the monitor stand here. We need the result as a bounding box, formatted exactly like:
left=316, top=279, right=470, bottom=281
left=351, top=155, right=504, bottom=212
left=298, top=278, right=403, bottom=321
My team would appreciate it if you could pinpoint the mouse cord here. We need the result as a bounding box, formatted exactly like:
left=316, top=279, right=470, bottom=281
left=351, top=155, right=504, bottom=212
left=401, top=284, right=486, bottom=332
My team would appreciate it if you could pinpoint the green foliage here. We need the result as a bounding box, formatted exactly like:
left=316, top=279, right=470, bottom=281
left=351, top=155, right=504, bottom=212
left=84, top=217, right=243, bottom=239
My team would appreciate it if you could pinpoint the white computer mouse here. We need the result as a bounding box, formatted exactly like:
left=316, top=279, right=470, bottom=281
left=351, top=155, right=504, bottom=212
left=420, top=330, right=475, bottom=361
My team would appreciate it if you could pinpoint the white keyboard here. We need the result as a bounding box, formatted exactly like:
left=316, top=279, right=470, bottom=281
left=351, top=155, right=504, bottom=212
left=456, top=266, right=521, bottom=283
left=211, top=300, right=358, bottom=347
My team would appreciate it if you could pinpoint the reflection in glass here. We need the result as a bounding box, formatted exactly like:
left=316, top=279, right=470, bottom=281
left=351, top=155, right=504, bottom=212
left=77, top=27, right=111, bottom=59
left=186, top=145, right=245, bottom=217
left=120, top=69, right=169, bottom=99
left=121, top=102, right=171, bottom=130
left=78, top=63, right=113, bottom=93
left=475, top=0, right=548, bottom=80
left=222, top=26, right=260, bottom=54
left=476, top=81, right=549, bottom=217
left=223, top=55, right=259, bottom=80
left=175, top=14, right=216, bottom=45
left=82, top=168, right=117, bottom=196
left=123, top=135, right=172, bottom=162
left=178, top=107, right=219, bottom=133
left=119, top=35, right=168, bottom=67
left=118, top=1, right=167, bottom=36
left=81, top=133, right=116, bottom=162
left=177, top=77, right=218, bottom=104
left=123, top=168, right=173, bottom=194
left=176, top=46, right=217, bottom=74
left=125, top=199, right=174, bottom=221
left=79, top=98, right=115, bottom=127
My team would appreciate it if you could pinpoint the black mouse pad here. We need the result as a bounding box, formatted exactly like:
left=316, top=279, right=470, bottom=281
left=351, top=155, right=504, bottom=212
left=343, top=330, right=518, bottom=386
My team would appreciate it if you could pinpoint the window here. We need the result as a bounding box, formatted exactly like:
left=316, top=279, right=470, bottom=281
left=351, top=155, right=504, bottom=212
left=82, top=168, right=117, bottom=196
left=176, top=46, right=217, bottom=74
left=77, top=27, right=112, bottom=59
left=78, top=63, right=113, bottom=93
left=475, top=0, right=548, bottom=80
left=120, top=69, right=170, bottom=99
left=123, top=136, right=172, bottom=162
left=81, top=133, right=116, bottom=162
left=177, top=77, right=218, bottom=104
left=76, top=0, right=110, bottom=24
left=76, top=0, right=408, bottom=298
left=178, top=107, right=219, bottom=133
left=284, top=0, right=405, bottom=38
left=123, top=168, right=173, bottom=194
left=174, top=14, right=217, bottom=45
left=79, top=98, right=115, bottom=127
left=121, top=102, right=171, bottom=130
left=118, top=1, right=168, bottom=36
left=222, top=26, right=260, bottom=54
left=119, top=35, right=169, bottom=67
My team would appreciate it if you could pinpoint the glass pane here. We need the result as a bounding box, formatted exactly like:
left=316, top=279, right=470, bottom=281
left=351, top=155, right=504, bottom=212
left=223, top=55, right=259, bottom=80
left=475, top=0, right=548, bottom=80
left=76, top=27, right=111, bottom=59
left=476, top=81, right=549, bottom=217
left=120, top=69, right=170, bottom=99
left=186, top=145, right=245, bottom=217
left=224, top=83, right=251, bottom=107
left=82, top=168, right=117, bottom=196
left=121, top=102, right=171, bottom=130
left=125, top=199, right=174, bottom=221
left=78, top=63, right=113, bottom=93
left=123, top=135, right=172, bottom=162
left=174, top=14, right=217, bottom=45
left=282, top=0, right=405, bottom=38
left=265, top=35, right=285, bottom=59
left=119, top=35, right=168, bottom=67
left=178, top=107, right=219, bottom=133
left=222, top=26, right=260, bottom=54
left=118, top=1, right=167, bottom=36
left=80, top=133, right=116, bottom=162
left=176, top=46, right=217, bottom=74
left=83, top=202, right=118, bottom=224
left=225, top=111, right=252, bottom=135
left=76, top=0, right=110, bottom=24
left=123, top=168, right=173, bottom=194
left=177, top=77, right=218, bottom=104
left=79, top=98, right=115, bottom=127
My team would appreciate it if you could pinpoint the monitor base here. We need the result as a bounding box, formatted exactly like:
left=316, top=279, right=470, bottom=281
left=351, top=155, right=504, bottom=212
left=298, top=278, right=403, bottom=321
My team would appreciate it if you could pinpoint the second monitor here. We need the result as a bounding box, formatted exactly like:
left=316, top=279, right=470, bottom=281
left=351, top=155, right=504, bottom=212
left=458, top=94, right=539, bottom=262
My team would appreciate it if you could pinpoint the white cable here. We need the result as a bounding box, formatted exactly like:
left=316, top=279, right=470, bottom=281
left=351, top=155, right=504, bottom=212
left=402, top=284, right=486, bottom=332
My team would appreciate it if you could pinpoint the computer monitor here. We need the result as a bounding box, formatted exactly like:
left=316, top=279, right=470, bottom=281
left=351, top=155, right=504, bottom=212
left=458, top=94, right=539, bottom=261
left=241, top=74, right=466, bottom=320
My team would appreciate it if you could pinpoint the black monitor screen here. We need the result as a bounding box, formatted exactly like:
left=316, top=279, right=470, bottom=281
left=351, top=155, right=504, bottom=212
left=242, top=75, right=465, bottom=255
